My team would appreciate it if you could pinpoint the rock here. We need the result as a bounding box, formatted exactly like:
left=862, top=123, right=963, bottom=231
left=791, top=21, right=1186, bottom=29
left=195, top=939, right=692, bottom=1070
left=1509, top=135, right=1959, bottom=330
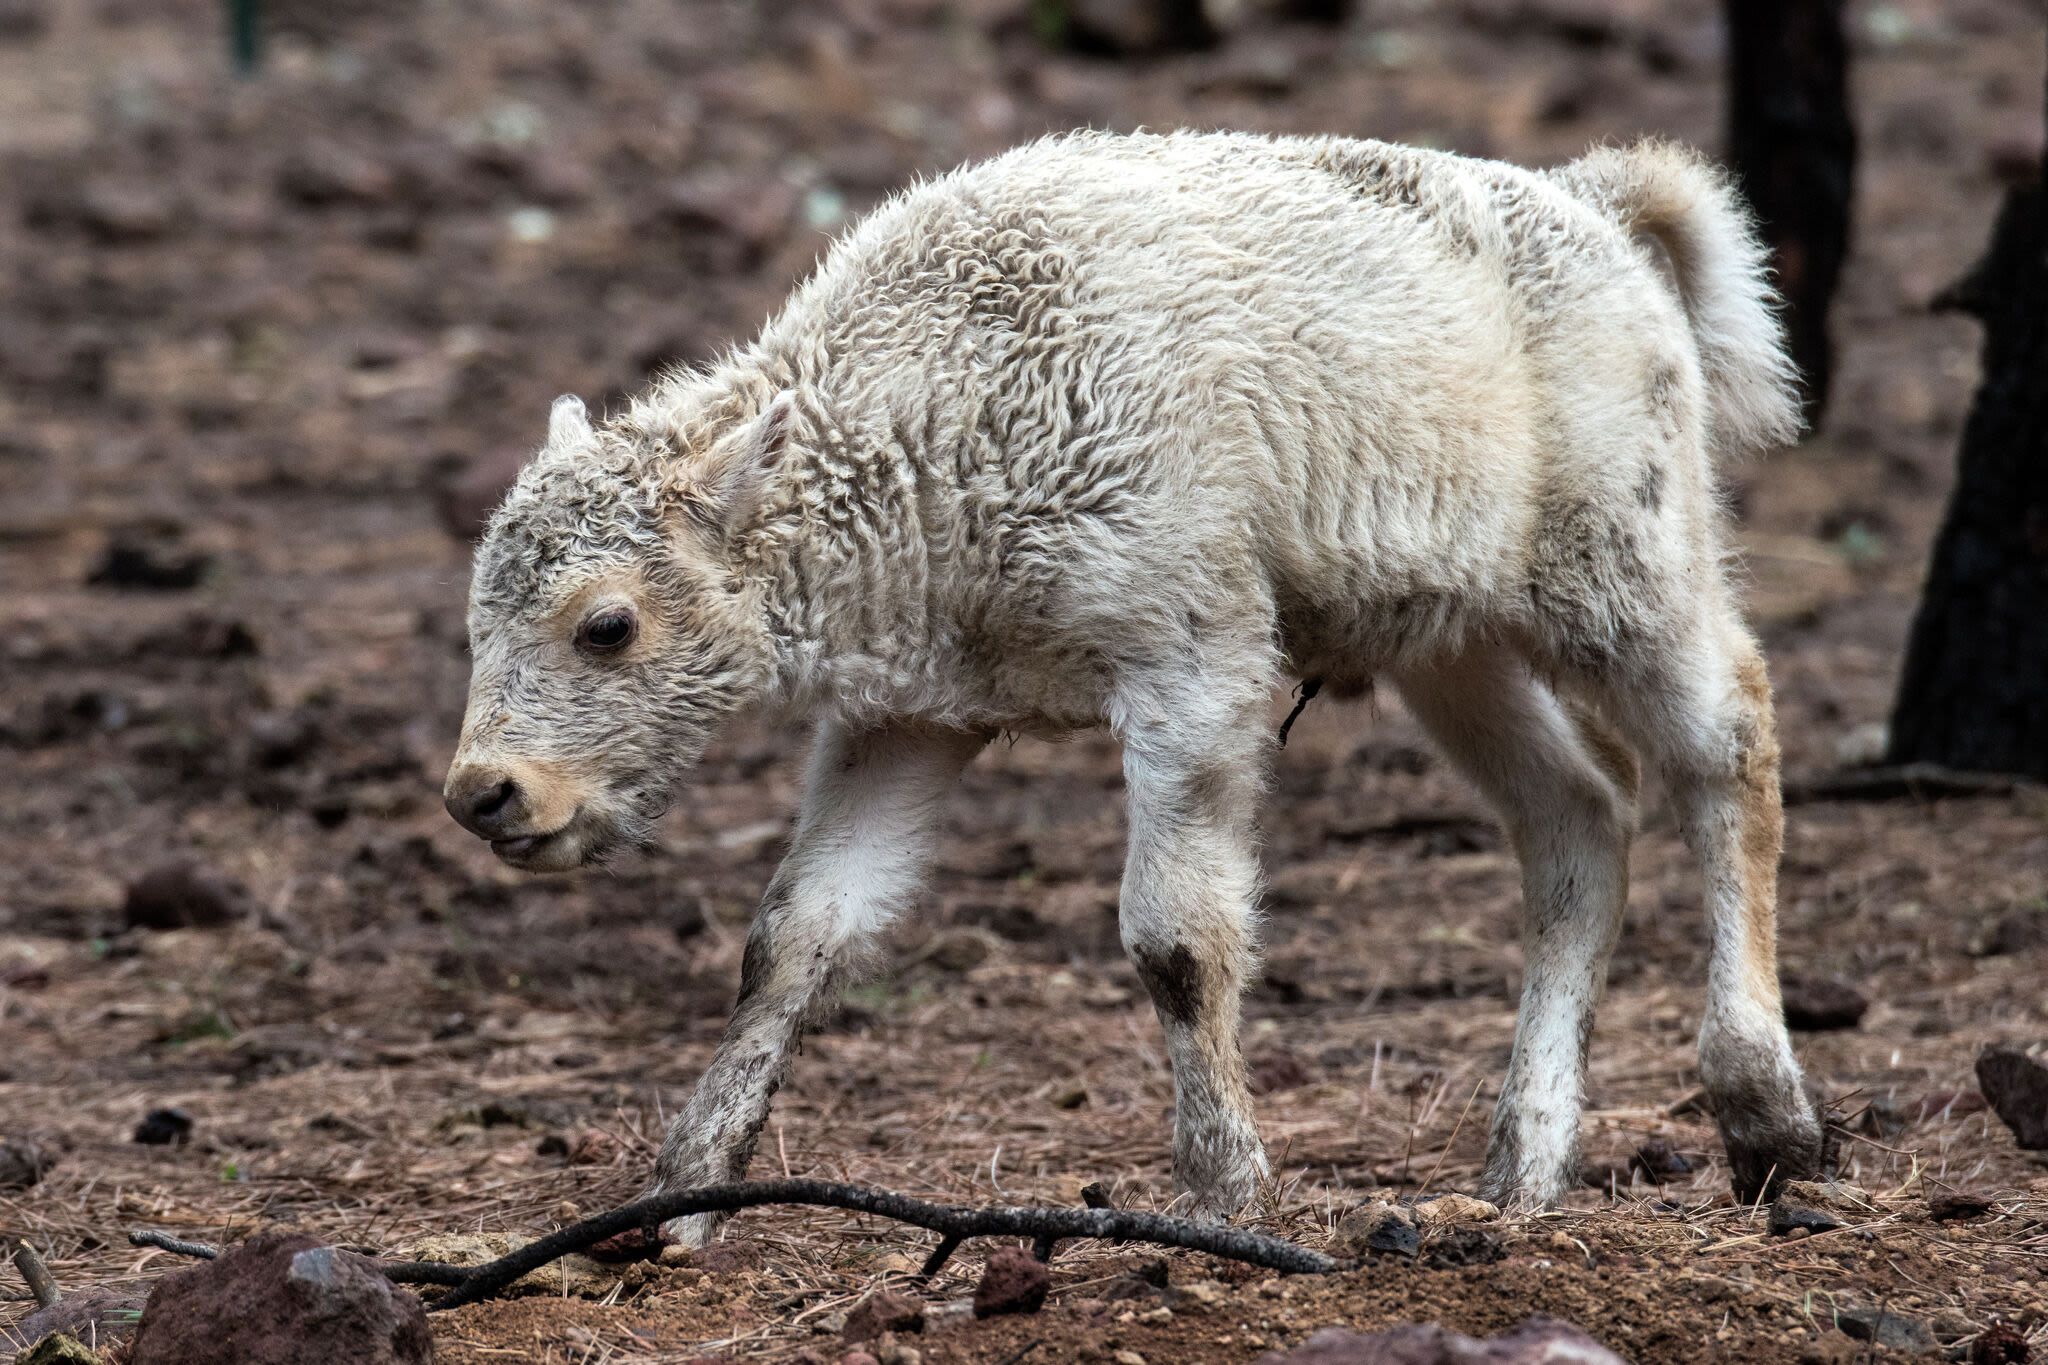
left=16, top=1334, right=105, bottom=1365
left=133, top=1108, right=194, bottom=1146
left=1332, top=1201, right=1419, bottom=1258
left=128, top=1232, right=431, bottom=1365
left=1834, top=1308, right=1936, bottom=1353
left=923, top=930, right=990, bottom=972
left=844, top=1291, right=925, bottom=1343
left=1768, top=1200, right=1843, bottom=1237
left=1969, top=1322, right=2031, bottom=1365
left=584, top=1225, right=670, bottom=1262
left=972, top=1247, right=1049, bottom=1317
left=1977, top=1044, right=2048, bottom=1148
left=0, top=1137, right=56, bottom=1188
left=88, top=538, right=211, bottom=591
left=14, top=1285, right=147, bottom=1353
left=840, top=1353, right=881, bottom=1365
left=1928, top=1190, right=1996, bottom=1222
left=1250, top=1316, right=1630, bottom=1364
left=123, top=862, right=244, bottom=931
left=1248, top=1049, right=1315, bottom=1096
left=1781, top=975, right=1869, bottom=1031
left=1413, top=1193, right=1500, bottom=1228
left=1630, top=1139, right=1692, bottom=1180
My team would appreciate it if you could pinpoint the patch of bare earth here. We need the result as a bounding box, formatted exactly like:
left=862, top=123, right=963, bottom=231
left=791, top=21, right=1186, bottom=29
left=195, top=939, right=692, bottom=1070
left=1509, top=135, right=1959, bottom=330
left=2, top=0, right=2046, bottom=1360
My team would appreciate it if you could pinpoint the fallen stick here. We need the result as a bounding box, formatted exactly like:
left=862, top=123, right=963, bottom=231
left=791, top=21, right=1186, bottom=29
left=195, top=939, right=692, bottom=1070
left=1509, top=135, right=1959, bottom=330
left=133, top=1177, right=1342, bottom=1312
left=5, top=1236, right=61, bottom=1310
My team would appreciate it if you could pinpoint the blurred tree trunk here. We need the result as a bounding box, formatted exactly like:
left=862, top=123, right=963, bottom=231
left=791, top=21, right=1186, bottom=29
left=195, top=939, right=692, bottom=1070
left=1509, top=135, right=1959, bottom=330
left=1723, top=0, right=1855, bottom=426
left=1887, top=58, right=2048, bottom=781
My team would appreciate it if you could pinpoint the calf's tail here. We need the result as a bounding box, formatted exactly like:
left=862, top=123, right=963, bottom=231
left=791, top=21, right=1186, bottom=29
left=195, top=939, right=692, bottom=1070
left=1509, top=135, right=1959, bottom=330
left=1554, top=140, right=1805, bottom=463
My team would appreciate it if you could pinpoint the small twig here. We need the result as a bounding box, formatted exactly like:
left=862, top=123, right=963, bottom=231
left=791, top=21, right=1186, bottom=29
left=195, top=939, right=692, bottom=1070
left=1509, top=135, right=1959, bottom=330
left=6, top=1236, right=61, bottom=1310
left=918, top=1232, right=964, bottom=1281
left=994, top=1338, right=1046, bottom=1365
left=1414, top=1079, right=1484, bottom=1201
left=1277, top=678, right=1323, bottom=748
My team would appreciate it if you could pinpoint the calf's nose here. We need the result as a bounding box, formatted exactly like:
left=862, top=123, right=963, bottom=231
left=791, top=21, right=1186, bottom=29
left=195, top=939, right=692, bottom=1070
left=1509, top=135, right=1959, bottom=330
left=444, top=769, right=526, bottom=838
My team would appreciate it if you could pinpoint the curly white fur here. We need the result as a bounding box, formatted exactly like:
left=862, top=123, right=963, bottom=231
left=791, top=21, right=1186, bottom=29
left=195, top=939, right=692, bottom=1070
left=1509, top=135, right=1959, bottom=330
left=447, top=131, right=1821, bottom=1230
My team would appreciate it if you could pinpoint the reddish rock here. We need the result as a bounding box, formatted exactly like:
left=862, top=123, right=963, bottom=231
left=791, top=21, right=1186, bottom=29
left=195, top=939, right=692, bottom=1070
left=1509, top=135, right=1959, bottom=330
left=1929, top=1190, right=1996, bottom=1222
left=842, top=1290, right=925, bottom=1343
left=128, top=1231, right=431, bottom=1365
left=585, top=1224, right=672, bottom=1262
left=123, top=861, right=245, bottom=931
left=1970, top=1322, right=2030, bottom=1365
left=1252, top=1317, right=1629, bottom=1364
left=973, top=1247, right=1050, bottom=1318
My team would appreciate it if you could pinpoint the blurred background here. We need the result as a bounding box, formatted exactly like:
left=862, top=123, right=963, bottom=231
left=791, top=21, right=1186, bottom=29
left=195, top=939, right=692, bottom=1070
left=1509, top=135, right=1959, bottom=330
left=2, top=0, right=2047, bottom=1357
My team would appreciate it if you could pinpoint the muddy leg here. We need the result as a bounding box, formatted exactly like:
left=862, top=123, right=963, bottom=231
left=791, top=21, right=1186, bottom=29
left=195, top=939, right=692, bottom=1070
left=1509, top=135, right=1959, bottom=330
left=1397, top=648, right=1638, bottom=1208
left=1611, top=626, right=1822, bottom=1201
left=648, top=717, right=987, bottom=1244
left=1118, top=681, right=1271, bottom=1220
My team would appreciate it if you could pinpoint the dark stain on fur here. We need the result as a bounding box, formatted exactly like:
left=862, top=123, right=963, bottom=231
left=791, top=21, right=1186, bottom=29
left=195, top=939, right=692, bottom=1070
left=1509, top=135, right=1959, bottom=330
left=735, top=884, right=791, bottom=1007
left=1132, top=942, right=1206, bottom=1027
left=1634, top=462, right=1665, bottom=511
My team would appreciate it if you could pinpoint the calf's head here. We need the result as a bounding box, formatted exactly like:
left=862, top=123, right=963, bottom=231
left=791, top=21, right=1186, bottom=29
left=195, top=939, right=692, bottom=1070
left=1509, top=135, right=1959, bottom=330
left=444, top=389, right=785, bottom=870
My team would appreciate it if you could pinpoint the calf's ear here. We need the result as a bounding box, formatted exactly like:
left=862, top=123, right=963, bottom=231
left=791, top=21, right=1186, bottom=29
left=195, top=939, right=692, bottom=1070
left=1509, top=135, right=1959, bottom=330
left=549, top=394, right=594, bottom=446
left=678, top=392, right=792, bottom=543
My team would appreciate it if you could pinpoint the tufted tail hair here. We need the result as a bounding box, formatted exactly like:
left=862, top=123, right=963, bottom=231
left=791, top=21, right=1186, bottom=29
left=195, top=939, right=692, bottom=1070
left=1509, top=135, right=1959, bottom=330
left=1554, top=139, right=1805, bottom=463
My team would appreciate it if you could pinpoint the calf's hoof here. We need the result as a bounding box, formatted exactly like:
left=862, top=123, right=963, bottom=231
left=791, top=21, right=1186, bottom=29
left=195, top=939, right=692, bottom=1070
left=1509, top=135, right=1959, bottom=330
left=657, top=1210, right=723, bottom=1249
left=1719, top=1109, right=1825, bottom=1204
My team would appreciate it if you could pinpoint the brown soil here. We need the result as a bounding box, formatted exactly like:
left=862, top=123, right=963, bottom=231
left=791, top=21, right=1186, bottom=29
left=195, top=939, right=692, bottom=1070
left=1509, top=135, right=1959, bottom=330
left=3, top=0, right=2047, bottom=1361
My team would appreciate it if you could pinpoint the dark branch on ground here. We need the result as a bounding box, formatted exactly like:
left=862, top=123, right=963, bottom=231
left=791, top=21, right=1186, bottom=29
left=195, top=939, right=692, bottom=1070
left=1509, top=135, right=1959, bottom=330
left=1780, top=763, right=2035, bottom=805
left=132, top=1178, right=1341, bottom=1312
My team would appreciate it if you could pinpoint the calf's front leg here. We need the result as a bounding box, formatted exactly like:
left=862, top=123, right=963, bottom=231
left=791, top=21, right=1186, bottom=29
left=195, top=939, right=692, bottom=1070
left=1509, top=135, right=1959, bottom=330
left=648, top=716, right=987, bottom=1245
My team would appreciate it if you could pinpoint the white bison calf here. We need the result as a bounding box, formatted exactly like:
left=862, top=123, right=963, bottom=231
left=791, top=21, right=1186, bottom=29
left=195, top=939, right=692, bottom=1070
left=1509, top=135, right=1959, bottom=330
left=444, top=130, right=1823, bottom=1239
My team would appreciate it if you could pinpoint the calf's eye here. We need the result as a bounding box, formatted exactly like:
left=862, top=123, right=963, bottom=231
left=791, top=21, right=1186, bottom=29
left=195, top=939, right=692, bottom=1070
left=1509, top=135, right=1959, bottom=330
left=577, top=610, right=637, bottom=654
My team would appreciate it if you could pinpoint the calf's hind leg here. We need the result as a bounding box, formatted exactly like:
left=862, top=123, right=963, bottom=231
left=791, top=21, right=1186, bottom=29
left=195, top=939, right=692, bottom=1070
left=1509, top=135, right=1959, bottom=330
left=1605, top=623, right=1822, bottom=1201
left=648, top=716, right=988, bottom=1244
left=1395, top=648, right=1638, bottom=1208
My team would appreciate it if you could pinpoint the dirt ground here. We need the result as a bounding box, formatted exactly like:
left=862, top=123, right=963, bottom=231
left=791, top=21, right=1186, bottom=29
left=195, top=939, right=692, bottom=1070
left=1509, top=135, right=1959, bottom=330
left=3, top=0, right=2047, bottom=1361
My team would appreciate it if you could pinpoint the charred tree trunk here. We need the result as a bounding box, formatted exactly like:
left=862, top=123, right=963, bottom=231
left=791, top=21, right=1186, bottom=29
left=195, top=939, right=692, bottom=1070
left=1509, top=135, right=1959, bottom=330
left=1723, top=0, right=1855, bottom=425
left=1887, top=69, right=2048, bottom=781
